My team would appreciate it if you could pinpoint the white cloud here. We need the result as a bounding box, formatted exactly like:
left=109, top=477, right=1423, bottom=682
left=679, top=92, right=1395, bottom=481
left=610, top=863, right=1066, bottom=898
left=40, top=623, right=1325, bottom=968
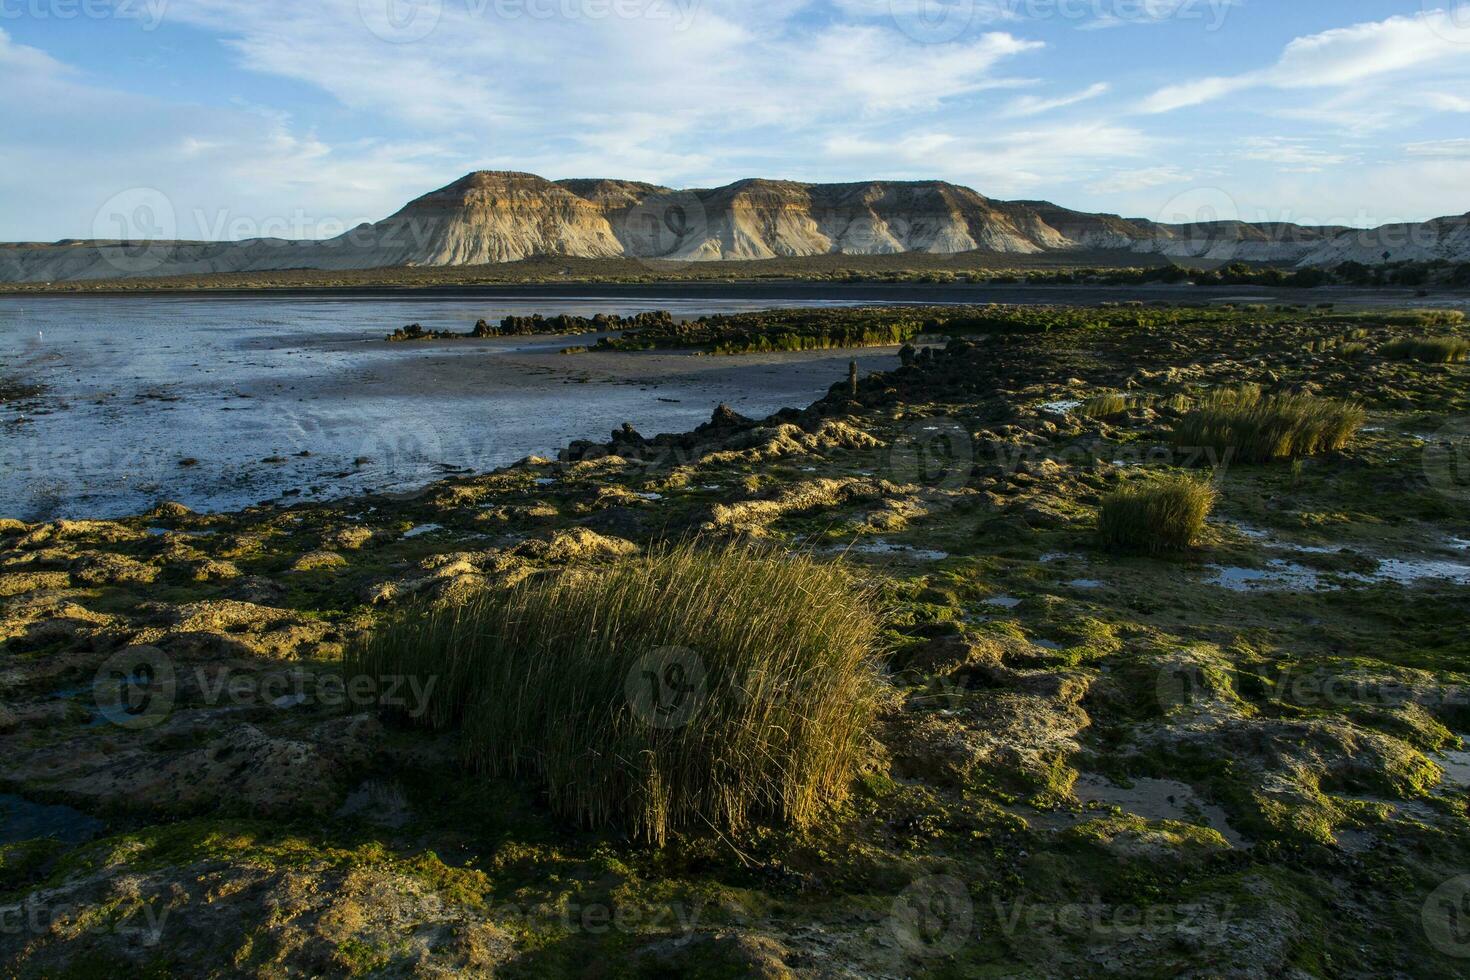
left=1139, top=7, right=1470, bottom=113
left=1238, top=137, right=1351, bottom=172
left=1087, top=166, right=1188, bottom=194
left=1004, top=82, right=1110, bottom=117
left=142, top=0, right=1044, bottom=183
left=1406, top=139, right=1470, bottom=158
left=0, top=30, right=467, bottom=241
left=823, top=121, right=1156, bottom=196
left=1425, top=92, right=1470, bottom=113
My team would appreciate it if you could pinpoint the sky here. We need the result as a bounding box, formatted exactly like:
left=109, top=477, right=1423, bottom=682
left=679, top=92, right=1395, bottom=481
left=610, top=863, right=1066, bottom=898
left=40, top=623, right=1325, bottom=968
left=2, top=0, right=1468, bottom=241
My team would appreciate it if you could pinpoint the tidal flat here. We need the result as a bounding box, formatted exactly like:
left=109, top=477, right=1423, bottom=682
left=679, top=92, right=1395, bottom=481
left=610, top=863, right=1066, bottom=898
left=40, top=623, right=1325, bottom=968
left=2, top=301, right=1470, bottom=977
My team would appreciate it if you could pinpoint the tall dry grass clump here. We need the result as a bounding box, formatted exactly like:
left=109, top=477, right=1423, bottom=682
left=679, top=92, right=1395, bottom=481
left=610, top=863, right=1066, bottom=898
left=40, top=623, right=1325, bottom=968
left=1170, top=384, right=1365, bottom=464
left=348, top=542, right=882, bottom=844
left=1382, top=337, right=1470, bottom=363
left=1078, top=392, right=1152, bottom=419
left=1098, top=474, right=1217, bottom=555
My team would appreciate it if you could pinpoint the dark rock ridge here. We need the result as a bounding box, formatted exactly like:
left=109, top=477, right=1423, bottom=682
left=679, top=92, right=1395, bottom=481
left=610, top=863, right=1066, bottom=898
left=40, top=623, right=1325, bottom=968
left=2, top=170, right=1466, bottom=282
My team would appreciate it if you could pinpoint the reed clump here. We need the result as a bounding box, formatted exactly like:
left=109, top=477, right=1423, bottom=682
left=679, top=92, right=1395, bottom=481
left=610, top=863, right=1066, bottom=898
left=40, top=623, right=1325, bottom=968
left=1098, top=474, right=1218, bottom=555
left=1382, top=337, right=1469, bottom=363
left=1170, top=384, right=1364, bottom=463
left=347, top=542, right=882, bottom=844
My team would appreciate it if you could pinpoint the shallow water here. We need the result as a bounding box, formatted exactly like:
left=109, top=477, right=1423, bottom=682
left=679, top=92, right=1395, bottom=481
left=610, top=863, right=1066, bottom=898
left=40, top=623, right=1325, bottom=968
left=0, top=295, right=910, bottom=520
left=0, top=793, right=104, bottom=845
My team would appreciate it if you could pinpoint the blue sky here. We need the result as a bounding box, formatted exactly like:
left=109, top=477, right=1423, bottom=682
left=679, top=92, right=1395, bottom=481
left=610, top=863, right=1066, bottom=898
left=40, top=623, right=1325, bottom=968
left=2, top=0, right=1468, bottom=241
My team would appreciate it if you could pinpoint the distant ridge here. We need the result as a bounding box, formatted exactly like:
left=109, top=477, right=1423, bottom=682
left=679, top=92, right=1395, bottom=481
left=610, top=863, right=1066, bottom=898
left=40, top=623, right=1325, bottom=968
left=2, top=171, right=1466, bottom=282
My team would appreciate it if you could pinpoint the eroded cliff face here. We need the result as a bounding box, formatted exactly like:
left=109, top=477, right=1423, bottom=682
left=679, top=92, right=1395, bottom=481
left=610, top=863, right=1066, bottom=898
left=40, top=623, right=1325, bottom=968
left=361, top=172, right=627, bottom=265
left=2, top=170, right=1466, bottom=282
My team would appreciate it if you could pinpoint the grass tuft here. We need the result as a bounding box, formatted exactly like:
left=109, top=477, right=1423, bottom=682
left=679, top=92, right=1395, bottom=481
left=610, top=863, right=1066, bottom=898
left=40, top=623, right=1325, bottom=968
left=1098, top=474, right=1217, bottom=555
left=1382, top=337, right=1469, bottom=363
left=1170, top=384, right=1365, bottom=464
left=1077, top=392, right=1150, bottom=419
left=347, top=542, right=882, bottom=844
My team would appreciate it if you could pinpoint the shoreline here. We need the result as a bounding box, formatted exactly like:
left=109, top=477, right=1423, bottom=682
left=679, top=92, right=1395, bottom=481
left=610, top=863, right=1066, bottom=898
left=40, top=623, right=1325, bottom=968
left=2, top=280, right=1466, bottom=307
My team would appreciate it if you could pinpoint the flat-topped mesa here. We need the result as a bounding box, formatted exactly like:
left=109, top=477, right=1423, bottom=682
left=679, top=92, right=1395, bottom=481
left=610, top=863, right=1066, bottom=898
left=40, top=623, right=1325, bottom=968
left=1, top=171, right=1467, bottom=283
left=362, top=171, right=625, bottom=265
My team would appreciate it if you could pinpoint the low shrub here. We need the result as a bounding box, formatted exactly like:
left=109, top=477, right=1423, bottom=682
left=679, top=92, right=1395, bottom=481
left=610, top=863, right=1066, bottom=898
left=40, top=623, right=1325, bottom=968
left=1170, top=384, right=1365, bottom=463
left=347, top=542, right=882, bottom=844
left=1098, top=474, right=1218, bottom=555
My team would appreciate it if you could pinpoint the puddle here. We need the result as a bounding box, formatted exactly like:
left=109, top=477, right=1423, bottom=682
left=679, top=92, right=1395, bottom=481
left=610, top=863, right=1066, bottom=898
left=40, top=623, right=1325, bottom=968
left=1069, top=578, right=1104, bottom=589
left=841, top=540, right=950, bottom=561
left=985, top=595, right=1022, bottom=609
left=146, top=527, right=215, bottom=538
left=1207, top=560, right=1336, bottom=592
left=1435, top=738, right=1470, bottom=791
left=1040, top=399, right=1082, bottom=415
left=1032, top=639, right=1063, bottom=651
left=1040, top=552, right=1079, bottom=564
left=637, top=492, right=663, bottom=501
left=1221, top=522, right=1470, bottom=588
left=335, top=780, right=412, bottom=829
left=1223, top=521, right=1343, bottom=554
left=533, top=477, right=556, bottom=486
left=402, top=524, right=443, bottom=539
left=1072, top=775, right=1245, bottom=846
left=0, top=793, right=105, bottom=845
left=1374, top=558, right=1470, bottom=586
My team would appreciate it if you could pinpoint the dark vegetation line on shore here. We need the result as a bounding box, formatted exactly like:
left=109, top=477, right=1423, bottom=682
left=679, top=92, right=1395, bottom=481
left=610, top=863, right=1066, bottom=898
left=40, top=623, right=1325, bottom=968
left=3, top=250, right=1469, bottom=295
left=377, top=302, right=1470, bottom=358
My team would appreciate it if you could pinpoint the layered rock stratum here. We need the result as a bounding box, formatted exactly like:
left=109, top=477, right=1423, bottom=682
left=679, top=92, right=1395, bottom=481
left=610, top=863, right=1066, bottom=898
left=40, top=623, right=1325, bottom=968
left=2, top=171, right=1466, bottom=282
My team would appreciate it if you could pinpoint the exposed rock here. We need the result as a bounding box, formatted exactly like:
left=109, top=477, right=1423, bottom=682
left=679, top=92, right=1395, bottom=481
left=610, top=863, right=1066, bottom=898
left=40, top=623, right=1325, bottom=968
left=704, top=478, right=911, bottom=537
left=45, top=715, right=382, bottom=816
left=69, top=552, right=160, bottom=586
left=289, top=550, right=348, bottom=573
left=0, top=570, right=71, bottom=597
